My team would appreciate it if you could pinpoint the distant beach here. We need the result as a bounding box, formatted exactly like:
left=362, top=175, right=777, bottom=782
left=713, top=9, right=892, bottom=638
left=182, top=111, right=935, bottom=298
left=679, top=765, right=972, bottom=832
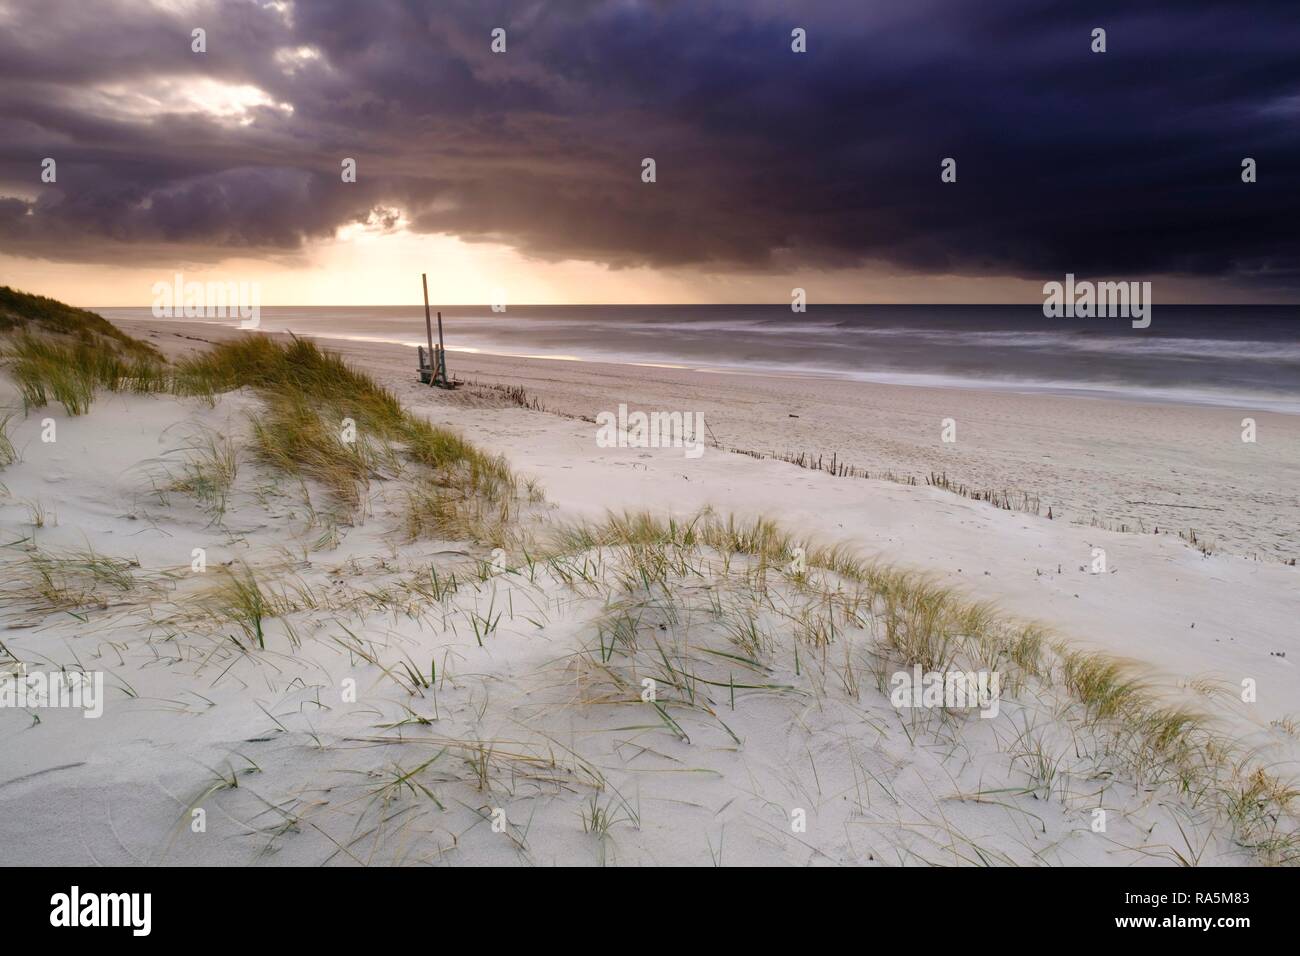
left=98, top=305, right=1300, bottom=415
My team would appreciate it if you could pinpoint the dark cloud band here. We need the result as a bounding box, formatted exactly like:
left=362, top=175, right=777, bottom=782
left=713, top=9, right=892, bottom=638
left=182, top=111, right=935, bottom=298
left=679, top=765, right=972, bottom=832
left=1, top=0, right=1297, bottom=293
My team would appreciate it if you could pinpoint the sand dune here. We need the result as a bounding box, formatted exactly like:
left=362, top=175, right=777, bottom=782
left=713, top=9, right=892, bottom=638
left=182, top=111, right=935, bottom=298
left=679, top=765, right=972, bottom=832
left=0, top=317, right=1295, bottom=866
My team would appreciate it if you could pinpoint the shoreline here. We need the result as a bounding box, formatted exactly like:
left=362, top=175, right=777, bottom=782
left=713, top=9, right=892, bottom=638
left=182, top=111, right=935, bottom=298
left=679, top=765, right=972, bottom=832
left=96, top=311, right=1300, bottom=416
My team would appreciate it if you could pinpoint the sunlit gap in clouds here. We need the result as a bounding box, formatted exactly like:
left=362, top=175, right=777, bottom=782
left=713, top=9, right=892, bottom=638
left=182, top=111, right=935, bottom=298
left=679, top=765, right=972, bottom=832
left=334, top=208, right=411, bottom=243
left=84, top=77, right=294, bottom=126
left=274, top=45, right=323, bottom=75
left=146, top=0, right=295, bottom=24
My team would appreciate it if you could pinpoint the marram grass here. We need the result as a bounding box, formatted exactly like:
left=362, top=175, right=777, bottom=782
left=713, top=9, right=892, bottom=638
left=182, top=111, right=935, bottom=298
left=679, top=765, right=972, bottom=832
left=2, top=324, right=524, bottom=539
left=540, top=509, right=1299, bottom=864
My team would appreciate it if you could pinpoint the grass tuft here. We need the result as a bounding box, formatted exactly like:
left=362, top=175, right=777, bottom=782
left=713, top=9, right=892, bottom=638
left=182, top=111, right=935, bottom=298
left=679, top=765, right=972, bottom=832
left=4, top=333, right=169, bottom=415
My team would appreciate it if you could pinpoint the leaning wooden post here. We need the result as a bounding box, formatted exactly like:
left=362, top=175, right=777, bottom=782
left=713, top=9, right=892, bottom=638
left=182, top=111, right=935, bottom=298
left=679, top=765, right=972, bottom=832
left=421, top=273, right=435, bottom=383
left=436, top=310, right=447, bottom=383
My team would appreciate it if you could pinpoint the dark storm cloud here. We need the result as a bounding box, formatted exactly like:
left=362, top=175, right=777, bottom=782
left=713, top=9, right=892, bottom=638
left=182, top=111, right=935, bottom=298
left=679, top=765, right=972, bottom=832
left=1, top=0, right=1298, bottom=291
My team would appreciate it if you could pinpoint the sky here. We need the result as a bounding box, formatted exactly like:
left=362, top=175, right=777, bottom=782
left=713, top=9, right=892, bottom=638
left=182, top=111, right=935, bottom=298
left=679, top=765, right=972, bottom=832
left=1, top=0, right=1298, bottom=306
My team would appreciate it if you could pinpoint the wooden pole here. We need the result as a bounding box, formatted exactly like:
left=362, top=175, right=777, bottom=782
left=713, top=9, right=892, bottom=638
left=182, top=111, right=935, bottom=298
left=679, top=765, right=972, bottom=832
left=436, top=311, right=447, bottom=384
left=421, top=273, right=435, bottom=362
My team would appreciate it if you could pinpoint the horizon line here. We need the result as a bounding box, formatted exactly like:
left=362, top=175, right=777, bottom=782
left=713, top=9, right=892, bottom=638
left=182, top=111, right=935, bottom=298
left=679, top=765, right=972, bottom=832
left=89, top=301, right=1300, bottom=310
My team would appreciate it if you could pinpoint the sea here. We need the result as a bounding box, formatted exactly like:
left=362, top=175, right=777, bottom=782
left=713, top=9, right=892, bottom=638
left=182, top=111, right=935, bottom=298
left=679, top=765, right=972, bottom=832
left=96, top=304, right=1300, bottom=414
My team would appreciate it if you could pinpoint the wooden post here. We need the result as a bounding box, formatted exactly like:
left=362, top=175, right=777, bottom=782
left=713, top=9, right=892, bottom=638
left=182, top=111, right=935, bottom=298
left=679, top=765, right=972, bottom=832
left=436, top=310, right=446, bottom=382
left=421, top=273, right=435, bottom=366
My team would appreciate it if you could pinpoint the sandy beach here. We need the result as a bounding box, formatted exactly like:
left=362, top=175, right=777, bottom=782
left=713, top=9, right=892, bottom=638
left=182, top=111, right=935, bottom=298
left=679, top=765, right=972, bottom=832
left=117, top=316, right=1300, bottom=564
left=0, top=311, right=1294, bottom=867
left=118, top=315, right=1300, bottom=677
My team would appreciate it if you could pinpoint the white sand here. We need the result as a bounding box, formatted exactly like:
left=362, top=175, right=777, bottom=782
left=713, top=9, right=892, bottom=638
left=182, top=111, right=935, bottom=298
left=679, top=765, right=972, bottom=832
left=0, top=317, right=1295, bottom=866
left=119, top=317, right=1300, bottom=563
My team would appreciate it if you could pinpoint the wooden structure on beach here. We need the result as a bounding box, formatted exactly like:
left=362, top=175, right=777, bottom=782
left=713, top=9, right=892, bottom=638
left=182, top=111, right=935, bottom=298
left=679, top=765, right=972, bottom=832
left=418, top=272, right=455, bottom=389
